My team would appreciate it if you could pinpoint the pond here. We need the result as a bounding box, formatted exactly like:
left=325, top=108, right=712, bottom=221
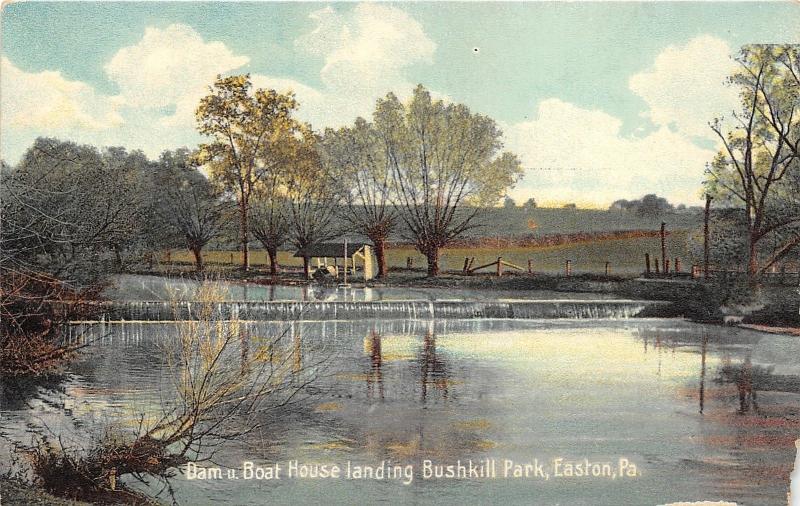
left=2, top=317, right=798, bottom=505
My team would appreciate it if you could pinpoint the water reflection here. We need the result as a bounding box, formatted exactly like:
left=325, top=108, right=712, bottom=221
left=1, top=319, right=798, bottom=506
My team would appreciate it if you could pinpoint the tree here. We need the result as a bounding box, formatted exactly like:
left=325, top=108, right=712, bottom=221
left=251, top=188, right=291, bottom=276
left=522, top=197, right=537, bottom=210
left=195, top=75, right=300, bottom=271
left=155, top=149, right=231, bottom=272
left=503, top=196, right=517, bottom=209
left=706, top=45, right=800, bottom=279
left=1, top=138, right=145, bottom=283
left=375, top=85, right=523, bottom=276
left=636, top=194, right=675, bottom=217
left=320, top=118, right=397, bottom=278
left=286, top=127, right=343, bottom=278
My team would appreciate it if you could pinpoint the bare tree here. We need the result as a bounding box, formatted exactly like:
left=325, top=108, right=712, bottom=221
left=25, top=281, right=330, bottom=503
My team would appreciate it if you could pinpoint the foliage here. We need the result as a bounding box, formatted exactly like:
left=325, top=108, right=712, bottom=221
left=154, top=149, right=232, bottom=272
left=285, top=127, right=344, bottom=277
left=374, top=85, right=523, bottom=276
left=610, top=194, right=676, bottom=216
left=319, top=118, right=397, bottom=277
left=1, top=138, right=150, bottom=283
left=196, top=74, right=301, bottom=271
left=705, top=44, right=800, bottom=278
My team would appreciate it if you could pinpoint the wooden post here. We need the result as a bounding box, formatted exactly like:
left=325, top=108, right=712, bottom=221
left=660, top=222, right=667, bottom=274
left=229, top=252, right=234, bottom=265
left=565, top=259, right=572, bottom=277
left=605, top=262, right=610, bottom=276
left=527, top=259, right=533, bottom=274
left=645, top=253, right=651, bottom=276
left=780, top=263, right=786, bottom=285
left=704, top=195, right=712, bottom=279
left=407, top=256, right=413, bottom=270
left=463, top=257, right=470, bottom=273
left=665, top=258, right=670, bottom=275
left=654, top=258, right=660, bottom=275
left=343, top=239, right=348, bottom=285
left=496, top=257, right=503, bottom=277
left=675, top=257, right=681, bottom=273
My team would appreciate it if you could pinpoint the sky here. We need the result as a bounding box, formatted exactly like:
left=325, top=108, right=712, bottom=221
left=2, top=1, right=800, bottom=207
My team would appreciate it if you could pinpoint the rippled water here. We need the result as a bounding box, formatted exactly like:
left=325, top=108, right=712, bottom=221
left=2, top=319, right=798, bottom=505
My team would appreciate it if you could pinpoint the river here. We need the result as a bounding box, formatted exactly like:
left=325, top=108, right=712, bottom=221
left=2, top=316, right=798, bottom=505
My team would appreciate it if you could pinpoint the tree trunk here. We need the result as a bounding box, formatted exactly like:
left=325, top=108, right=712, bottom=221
left=302, top=256, right=311, bottom=279
left=266, top=247, right=279, bottom=275
left=191, top=246, right=204, bottom=273
left=240, top=202, right=250, bottom=271
left=425, top=246, right=440, bottom=277
left=373, top=237, right=388, bottom=278
left=747, top=232, right=759, bottom=282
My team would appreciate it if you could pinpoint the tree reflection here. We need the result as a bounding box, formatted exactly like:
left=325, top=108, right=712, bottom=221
left=365, top=330, right=384, bottom=401
left=419, top=331, right=449, bottom=404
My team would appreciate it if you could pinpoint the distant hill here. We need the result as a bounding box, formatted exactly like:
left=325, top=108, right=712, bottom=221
left=462, top=207, right=702, bottom=238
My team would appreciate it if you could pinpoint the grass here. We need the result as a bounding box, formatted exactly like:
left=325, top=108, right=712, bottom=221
left=165, top=231, right=692, bottom=276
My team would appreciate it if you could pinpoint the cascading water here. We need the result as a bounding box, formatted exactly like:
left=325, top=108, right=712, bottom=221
left=70, top=299, right=664, bottom=322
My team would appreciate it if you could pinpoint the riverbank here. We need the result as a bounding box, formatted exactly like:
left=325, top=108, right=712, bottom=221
left=0, top=478, right=91, bottom=506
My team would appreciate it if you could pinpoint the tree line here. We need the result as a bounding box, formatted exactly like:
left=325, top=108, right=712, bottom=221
left=2, top=82, right=523, bottom=282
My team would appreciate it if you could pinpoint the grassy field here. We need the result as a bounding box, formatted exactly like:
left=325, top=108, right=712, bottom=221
left=167, top=231, right=693, bottom=276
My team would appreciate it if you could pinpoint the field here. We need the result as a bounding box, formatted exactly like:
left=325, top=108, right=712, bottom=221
left=167, top=231, right=693, bottom=276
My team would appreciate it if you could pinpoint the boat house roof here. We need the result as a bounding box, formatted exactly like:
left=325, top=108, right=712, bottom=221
left=293, top=242, right=370, bottom=258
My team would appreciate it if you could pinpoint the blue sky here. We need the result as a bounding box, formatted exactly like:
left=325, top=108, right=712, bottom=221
left=3, top=2, right=800, bottom=206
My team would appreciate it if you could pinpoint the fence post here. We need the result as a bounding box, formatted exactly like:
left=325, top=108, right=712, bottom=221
left=661, top=222, right=667, bottom=274
left=605, top=262, right=610, bottom=276
left=407, top=257, right=413, bottom=270
left=496, top=257, right=503, bottom=277
left=565, top=259, right=572, bottom=277
left=528, top=259, right=533, bottom=274
left=645, top=253, right=651, bottom=276
left=654, top=258, right=660, bottom=275
left=463, top=257, right=470, bottom=273
left=675, top=257, right=681, bottom=273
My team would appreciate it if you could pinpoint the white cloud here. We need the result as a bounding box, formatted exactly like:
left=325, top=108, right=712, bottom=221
left=628, top=35, right=739, bottom=140
left=104, top=23, right=250, bottom=127
left=290, top=3, right=437, bottom=126
left=1, top=56, right=123, bottom=133
left=503, top=98, right=715, bottom=207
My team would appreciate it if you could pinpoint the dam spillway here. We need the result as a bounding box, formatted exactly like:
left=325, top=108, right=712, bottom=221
left=71, top=299, right=667, bottom=322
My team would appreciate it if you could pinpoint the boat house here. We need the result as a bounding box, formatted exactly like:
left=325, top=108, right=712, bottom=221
left=293, top=242, right=375, bottom=281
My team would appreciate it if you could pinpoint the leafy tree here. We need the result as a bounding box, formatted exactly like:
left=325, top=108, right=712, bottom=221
left=522, top=197, right=537, bottom=210
left=155, top=149, right=231, bottom=272
left=286, top=127, right=343, bottom=278
left=195, top=74, right=300, bottom=271
left=503, top=196, right=517, bottom=209
left=1, top=138, right=146, bottom=283
left=251, top=186, right=291, bottom=276
left=375, top=85, right=523, bottom=276
left=319, top=118, right=397, bottom=278
left=706, top=45, right=800, bottom=279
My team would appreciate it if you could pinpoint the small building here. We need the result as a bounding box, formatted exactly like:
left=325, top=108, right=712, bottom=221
left=293, top=242, right=375, bottom=281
